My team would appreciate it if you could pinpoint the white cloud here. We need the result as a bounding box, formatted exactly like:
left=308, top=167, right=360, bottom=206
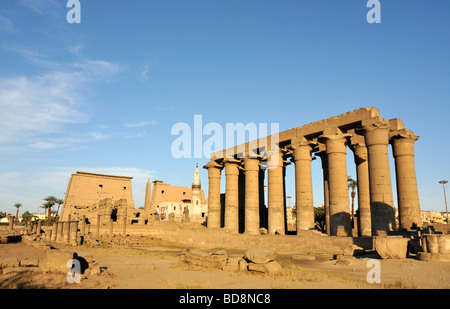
left=0, top=15, right=16, bottom=34
left=0, top=55, right=120, bottom=146
left=123, top=121, right=157, bottom=128
left=18, top=0, right=58, bottom=14
left=141, top=65, right=150, bottom=81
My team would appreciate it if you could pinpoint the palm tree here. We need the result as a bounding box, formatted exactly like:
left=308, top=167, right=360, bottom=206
left=43, top=196, right=57, bottom=225
left=348, top=176, right=357, bottom=227
left=13, top=203, right=22, bottom=224
left=55, top=198, right=64, bottom=218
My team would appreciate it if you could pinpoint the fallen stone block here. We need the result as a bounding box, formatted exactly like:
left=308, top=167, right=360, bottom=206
left=373, top=236, right=408, bottom=259
left=415, top=252, right=431, bottom=261
left=247, top=263, right=267, bottom=273
left=335, top=256, right=355, bottom=266
left=264, top=261, right=282, bottom=275
left=0, top=258, right=20, bottom=269
left=343, top=244, right=365, bottom=256
left=19, top=258, right=40, bottom=267
left=244, top=247, right=277, bottom=264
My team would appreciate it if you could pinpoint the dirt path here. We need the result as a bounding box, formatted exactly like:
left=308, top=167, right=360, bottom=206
left=1, top=242, right=449, bottom=289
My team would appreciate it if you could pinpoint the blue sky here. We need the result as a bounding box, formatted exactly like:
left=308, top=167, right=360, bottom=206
left=0, top=0, right=448, bottom=215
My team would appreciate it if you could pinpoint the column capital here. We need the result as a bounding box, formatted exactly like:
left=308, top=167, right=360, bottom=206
left=291, top=137, right=317, bottom=162
left=243, top=156, right=261, bottom=172
left=389, top=129, right=419, bottom=158
left=389, top=128, right=419, bottom=142
left=357, top=117, right=391, bottom=146
left=203, top=160, right=223, bottom=170
left=318, top=132, right=351, bottom=154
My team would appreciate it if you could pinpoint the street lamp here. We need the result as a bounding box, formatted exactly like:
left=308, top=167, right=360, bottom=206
left=439, top=180, right=448, bottom=224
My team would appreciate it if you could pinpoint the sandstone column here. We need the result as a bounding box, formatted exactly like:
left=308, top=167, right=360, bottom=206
left=292, top=137, right=316, bottom=232
left=80, top=215, right=86, bottom=236
left=316, top=150, right=330, bottom=235
left=267, top=149, right=286, bottom=235
left=36, top=220, right=42, bottom=235
left=204, top=160, right=223, bottom=229
left=122, top=216, right=127, bottom=236
left=69, top=221, right=78, bottom=246
left=361, top=119, right=396, bottom=234
left=390, top=129, right=421, bottom=229
left=51, top=222, right=58, bottom=242
left=57, top=221, right=63, bottom=242
left=63, top=221, right=70, bottom=243
left=224, top=158, right=240, bottom=233
left=349, top=134, right=372, bottom=237
left=96, top=214, right=101, bottom=237
left=244, top=156, right=260, bottom=235
left=318, top=132, right=352, bottom=236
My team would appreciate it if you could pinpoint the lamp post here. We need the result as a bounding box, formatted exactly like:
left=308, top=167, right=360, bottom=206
left=439, top=180, right=448, bottom=224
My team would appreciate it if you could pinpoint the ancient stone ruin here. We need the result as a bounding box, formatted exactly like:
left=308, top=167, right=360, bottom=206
left=204, top=106, right=421, bottom=237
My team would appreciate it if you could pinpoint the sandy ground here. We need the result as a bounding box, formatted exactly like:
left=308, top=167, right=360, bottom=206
left=0, top=240, right=449, bottom=290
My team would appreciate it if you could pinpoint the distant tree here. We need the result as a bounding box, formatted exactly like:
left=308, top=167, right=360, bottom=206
left=55, top=198, right=64, bottom=217
left=13, top=203, right=22, bottom=224
left=43, top=196, right=57, bottom=225
left=348, top=176, right=357, bottom=226
left=314, top=206, right=326, bottom=233
left=22, top=211, right=33, bottom=225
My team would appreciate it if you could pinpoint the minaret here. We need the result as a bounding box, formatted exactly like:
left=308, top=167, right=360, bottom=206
left=192, top=163, right=202, bottom=218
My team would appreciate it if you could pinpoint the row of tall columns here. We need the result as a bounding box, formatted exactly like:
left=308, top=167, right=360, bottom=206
left=205, top=121, right=421, bottom=237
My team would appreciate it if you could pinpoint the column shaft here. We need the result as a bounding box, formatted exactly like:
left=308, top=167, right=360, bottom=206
left=205, top=163, right=223, bottom=229
left=352, top=144, right=372, bottom=236
left=292, top=140, right=315, bottom=232
left=363, top=123, right=396, bottom=234
left=224, top=159, right=240, bottom=233
left=319, top=133, right=352, bottom=236
left=267, top=150, right=285, bottom=235
left=391, top=132, right=421, bottom=229
left=244, top=157, right=260, bottom=235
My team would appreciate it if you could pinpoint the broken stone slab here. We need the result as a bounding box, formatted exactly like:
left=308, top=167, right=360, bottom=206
left=335, top=255, right=355, bottom=266
left=343, top=244, right=365, bottom=256
left=244, top=247, right=277, bottom=264
left=264, top=261, right=282, bottom=275
left=19, top=258, right=40, bottom=267
left=0, top=258, right=20, bottom=269
left=247, top=263, right=266, bottom=273
left=238, top=258, right=248, bottom=272
left=291, top=254, right=316, bottom=261
left=373, top=236, right=409, bottom=259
